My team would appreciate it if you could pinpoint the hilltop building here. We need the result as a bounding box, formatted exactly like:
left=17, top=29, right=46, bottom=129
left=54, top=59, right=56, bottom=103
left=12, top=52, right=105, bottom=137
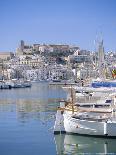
left=0, top=52, right=14, bottom=60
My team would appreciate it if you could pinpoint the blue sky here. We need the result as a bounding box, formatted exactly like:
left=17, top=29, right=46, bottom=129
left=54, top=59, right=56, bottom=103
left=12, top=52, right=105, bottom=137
left=0, top=0, right=116, bottom=52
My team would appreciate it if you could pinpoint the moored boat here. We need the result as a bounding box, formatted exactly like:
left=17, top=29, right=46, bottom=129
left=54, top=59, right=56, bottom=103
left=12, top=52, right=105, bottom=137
left=54, top=93, right=116, bottom=137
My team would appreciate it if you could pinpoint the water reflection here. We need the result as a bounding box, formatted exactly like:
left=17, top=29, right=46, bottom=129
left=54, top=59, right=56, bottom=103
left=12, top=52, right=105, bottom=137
left=54, top=134, right=116, bottom=154
left=0, top=83, right=66, bottom=123
left=16, top=99, right=57, bottom=123
left=0, top=83, right=66, bottom=155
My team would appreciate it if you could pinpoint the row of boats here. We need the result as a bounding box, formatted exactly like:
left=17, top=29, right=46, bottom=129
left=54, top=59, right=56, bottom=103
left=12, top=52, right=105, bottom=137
left=0, top=79, right=31, bottom=89
left=54, top=79, right=116, bottom=137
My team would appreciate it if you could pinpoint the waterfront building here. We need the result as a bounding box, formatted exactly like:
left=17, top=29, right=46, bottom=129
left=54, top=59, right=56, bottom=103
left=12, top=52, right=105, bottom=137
left=77, top=69, right=98, bottom=80
left=48, top=64, right=74, bottom=81
left=23, top=65, right=48, bottom=81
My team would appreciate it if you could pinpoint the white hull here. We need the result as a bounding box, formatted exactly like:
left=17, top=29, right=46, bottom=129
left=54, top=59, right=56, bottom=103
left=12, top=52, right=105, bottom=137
left=63, top=113, right=116, bottom=137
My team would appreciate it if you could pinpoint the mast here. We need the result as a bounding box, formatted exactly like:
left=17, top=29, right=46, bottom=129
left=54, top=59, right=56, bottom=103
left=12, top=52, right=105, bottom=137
left=94, top=39, right=98, bottom=78
left=70, top=85, right=74, bottom=113
left=2, top=60, right=4, bottom=81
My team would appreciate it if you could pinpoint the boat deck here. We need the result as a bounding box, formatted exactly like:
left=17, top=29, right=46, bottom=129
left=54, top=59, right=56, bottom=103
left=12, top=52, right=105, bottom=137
left=72, top=115, right=109, bottom=122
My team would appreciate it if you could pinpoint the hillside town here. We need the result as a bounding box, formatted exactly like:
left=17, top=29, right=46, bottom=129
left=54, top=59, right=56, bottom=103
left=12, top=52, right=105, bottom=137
left=0, top=40, right=116, bottom=85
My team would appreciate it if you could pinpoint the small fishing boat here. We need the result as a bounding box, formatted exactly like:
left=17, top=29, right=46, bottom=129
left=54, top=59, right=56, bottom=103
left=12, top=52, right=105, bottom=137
left=54, top=92, right=116, bottom=137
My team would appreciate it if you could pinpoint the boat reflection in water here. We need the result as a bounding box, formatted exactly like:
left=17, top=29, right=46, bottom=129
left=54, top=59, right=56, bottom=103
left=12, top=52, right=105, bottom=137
left=54, top=134, right=116, bottom=154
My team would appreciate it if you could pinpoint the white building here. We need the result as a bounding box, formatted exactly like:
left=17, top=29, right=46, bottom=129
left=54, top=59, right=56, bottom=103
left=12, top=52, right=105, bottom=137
left=77, top=69, right=98, bottom=79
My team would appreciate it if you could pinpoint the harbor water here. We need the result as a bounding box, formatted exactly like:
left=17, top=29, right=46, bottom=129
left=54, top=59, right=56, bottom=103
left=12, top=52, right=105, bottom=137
left=0, top=82, right=116, bottom=155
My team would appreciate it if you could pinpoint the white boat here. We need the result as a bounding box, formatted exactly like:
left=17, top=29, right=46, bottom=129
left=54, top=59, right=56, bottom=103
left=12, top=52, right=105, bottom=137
left=54, top=94, right=116, bottom=137
left=75, top=90, right=92, bottom=97
left=63, top=86, right=116, bottom=102
left=22, top=80, right=32, bottom=87
left=11, top=79, right=31, bottom=88
left=63, top=111, right=116, bottom=136
left=0, top=80, right=12, bottom=89
left=3, top=79, right=32, bottom=88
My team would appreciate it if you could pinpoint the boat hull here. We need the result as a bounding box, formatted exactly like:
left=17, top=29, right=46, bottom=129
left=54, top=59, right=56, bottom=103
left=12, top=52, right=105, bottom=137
left=64, top=114, right=116, bottom=137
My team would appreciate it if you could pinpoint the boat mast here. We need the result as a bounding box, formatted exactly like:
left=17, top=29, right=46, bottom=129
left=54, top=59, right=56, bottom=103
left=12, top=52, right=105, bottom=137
left=70, top=85, right=74, bottom=113
left=2, top=60, right=5, bottom=81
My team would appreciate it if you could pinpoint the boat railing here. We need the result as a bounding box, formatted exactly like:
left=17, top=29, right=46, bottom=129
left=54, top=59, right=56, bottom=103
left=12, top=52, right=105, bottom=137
left=71, top=114, right=109, bottom=122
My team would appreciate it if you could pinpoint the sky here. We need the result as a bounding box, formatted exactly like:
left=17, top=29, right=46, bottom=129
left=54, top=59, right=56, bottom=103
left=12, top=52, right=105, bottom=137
left=0, top=0, right=116, bottom=52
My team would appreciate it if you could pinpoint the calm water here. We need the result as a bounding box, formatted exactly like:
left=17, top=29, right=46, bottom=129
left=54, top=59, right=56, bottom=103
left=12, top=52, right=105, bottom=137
left=0, top=82, right=116, bottom=155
